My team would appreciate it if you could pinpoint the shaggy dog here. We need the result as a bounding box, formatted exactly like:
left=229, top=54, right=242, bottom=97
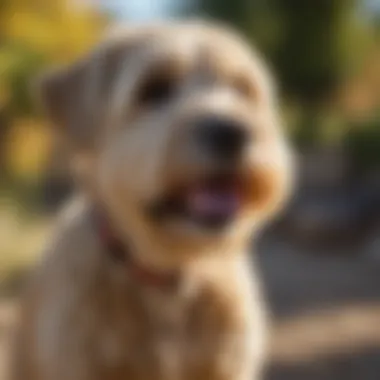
left=11, top=21, right=292, bottom=380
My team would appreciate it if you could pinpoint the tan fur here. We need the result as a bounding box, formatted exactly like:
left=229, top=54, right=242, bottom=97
left=12, top=21, right=292, bottom=380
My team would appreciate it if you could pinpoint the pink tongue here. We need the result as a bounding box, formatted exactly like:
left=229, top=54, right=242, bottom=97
left=188, top=187, right=240, bottom=218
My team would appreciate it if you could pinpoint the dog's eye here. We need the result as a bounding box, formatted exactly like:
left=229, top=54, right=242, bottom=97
left=138, top=75, right=176, bottom=106
left=232, top=76, right=256, bottom=100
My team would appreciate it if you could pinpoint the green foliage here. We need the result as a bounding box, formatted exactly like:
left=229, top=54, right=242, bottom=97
left=0, top=0, right=108, bottom=188
left=0, top=43, right=45, bottom=116
left=0, top=0, right=107, bottom=117
left=344, top=115, right=380, bottom=173
left=193, top=0, right=374, bottom=104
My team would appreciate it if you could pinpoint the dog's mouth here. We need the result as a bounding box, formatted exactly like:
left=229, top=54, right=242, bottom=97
left=148, top=174, right=247, bottom=230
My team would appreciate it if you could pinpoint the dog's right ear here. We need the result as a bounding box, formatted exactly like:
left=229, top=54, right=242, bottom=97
left=36, top=58, right=94, bottom=147
left=37, top=26, right=140, bottom=146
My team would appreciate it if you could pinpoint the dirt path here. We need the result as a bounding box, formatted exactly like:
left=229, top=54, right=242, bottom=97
left=259, top=236, right=380, bottom=379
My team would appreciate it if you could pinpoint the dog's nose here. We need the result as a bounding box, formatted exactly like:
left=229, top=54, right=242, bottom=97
left=195, top=117, right=249, bottom=160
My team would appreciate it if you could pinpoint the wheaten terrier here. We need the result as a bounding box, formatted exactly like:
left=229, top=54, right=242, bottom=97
left=11, top=21, right=292, bottom=380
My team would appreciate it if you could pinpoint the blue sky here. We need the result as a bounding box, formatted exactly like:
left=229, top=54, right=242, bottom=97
left=101, top=0, right=380, bottom=21
left=102, top=0, right=178, bottom=20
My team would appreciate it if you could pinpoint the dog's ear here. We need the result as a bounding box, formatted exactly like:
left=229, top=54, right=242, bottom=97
left=37, top=57, right=96, bottom=147
left=37, top=26, right=147, bottom=147
left=37, top=34, right=135, bottom=147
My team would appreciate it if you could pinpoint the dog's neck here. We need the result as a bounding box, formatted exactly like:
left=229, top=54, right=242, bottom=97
left=92, top=208, right=182, bottom=291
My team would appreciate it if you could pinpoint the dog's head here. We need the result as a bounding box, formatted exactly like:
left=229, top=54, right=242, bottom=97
left=39, top=22, right=293, bottom=268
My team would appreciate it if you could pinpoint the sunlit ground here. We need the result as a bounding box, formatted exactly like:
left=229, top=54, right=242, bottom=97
left=0, top=205, right=51, bottom=297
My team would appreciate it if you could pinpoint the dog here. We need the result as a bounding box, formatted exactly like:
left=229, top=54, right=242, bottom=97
left=11, top=21, right=292, bottom=380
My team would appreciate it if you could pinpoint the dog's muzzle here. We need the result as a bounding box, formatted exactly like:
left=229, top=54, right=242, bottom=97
left=146, top=116, right=254, bottom=230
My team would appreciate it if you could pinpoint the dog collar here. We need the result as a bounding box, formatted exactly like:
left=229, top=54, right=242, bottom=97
left=93, top=209, right=180, bottom=290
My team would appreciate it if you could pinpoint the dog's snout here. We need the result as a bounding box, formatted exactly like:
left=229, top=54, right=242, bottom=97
left=195, top=117, right=249, bottom=160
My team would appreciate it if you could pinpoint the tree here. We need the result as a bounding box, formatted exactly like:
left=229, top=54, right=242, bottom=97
left=192, top=0, right=372, bottom=105
left=0, top=0, right=108, bottom=179
left=1, top=0, right=108, bottom=116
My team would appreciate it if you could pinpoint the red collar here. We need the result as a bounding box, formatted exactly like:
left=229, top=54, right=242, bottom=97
left=93, top=209, right=180, bottom=290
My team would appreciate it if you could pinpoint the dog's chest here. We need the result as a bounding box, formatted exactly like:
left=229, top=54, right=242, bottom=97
left=144, top=291, right=188, bottom=380
left=97, top=286, right=234, bottom=380
left=98, top=288, right=191, bottom=380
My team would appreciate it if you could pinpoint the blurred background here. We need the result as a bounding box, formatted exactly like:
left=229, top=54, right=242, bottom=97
left=0, top=0, right=379, bottom=379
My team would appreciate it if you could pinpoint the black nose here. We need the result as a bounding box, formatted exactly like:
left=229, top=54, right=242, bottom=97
left=195, top=117, right=249, bottom=160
